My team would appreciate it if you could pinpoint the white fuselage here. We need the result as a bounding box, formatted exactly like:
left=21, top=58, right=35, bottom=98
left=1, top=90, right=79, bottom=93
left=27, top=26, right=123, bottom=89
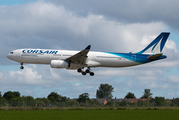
left=6, top=33, right=169, bottom=76
left=7, top=49, right=141, bottom=70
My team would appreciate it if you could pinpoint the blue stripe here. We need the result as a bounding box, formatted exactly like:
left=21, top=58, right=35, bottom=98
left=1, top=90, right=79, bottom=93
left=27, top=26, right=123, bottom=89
left=105, top=52, right=167, bottom=64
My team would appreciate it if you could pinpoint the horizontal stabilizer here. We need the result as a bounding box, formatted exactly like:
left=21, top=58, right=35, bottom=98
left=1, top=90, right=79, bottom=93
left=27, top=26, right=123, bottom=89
left=147, top=53, right=163, bottom=60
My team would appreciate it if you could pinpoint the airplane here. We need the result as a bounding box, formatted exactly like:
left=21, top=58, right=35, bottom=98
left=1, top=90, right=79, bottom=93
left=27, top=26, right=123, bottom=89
left=6, top=32, right=170, bottom=76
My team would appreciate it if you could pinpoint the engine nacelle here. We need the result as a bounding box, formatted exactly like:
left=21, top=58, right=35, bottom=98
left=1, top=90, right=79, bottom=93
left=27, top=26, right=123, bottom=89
left=50, top=60, right=69, bottom=68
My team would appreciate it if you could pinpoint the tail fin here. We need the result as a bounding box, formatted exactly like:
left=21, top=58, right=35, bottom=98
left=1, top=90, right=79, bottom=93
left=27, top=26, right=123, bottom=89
left=137, top=32, right=170, bottom=54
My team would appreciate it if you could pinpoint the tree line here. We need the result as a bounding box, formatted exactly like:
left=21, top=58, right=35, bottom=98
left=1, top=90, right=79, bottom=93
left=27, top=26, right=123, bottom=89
left=0, top=84, right=179, bottom=107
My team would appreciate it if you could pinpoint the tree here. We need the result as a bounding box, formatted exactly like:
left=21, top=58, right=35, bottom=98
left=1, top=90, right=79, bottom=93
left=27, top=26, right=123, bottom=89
left=61, top=96, right=67, bottom=102
left=96, top=84, right=114, bottom=99
left=142, top=89, right=153, bottom=98
left=11, top=97, right=24, bottom=107
left=137, top=100, right=145, bottom=107
left=47, top=92, right=61, bottom=102
left=47, top=92, right=67, bottom=103
left=21, top=96, right=35, bottom=106
left=125, top=92, right=136, bottom=99
left=153, top=97, right=165, bottom=106
left=106, top=100, right=114, bottom=106
left=118, top=100, right=127, bottom=106
left=171, top=98, right=179, bottom=106
left=0, top=97, right=8, bottom=107
left=35, top=98, right=45, bottom=107
left=40, top=97, right=51, bottom=105
left=65, top=100, right=79, bottom=107
left=26, top=96, right=34, bottom=102
left=77, top=93, right=90, bottom=103
left=90, top=99, right=101, bottom=106
left=3, top=91, right=20, bottom=101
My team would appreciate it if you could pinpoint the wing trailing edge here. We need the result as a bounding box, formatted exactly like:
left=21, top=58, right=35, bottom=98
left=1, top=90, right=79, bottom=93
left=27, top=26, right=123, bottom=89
left=65, top=45, right=91, bottom=64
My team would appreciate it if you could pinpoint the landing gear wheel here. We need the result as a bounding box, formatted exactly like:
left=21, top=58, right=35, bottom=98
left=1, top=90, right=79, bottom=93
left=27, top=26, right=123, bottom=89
left=77, top=68, right=82, bottom=73
left=90, top=72, right=94, bottom=76
left=82, top=71, right=86, bottom=75
left=20, top=66, right=24, bottom=69
left=20, top=63, right=24, bottom=69
left=77, top=67, right=95, bottom=76
left=85, top=69, right=90, bottom=73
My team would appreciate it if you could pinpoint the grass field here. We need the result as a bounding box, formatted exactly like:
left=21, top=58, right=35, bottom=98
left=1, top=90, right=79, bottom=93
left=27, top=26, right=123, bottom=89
left=0, top=109, right=179, bottom=120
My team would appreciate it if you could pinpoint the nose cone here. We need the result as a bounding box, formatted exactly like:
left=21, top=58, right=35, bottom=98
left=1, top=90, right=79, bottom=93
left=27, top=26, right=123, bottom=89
left=6, top=53, right=13, bottom=60
left=6, top=53, right=10, bottom=59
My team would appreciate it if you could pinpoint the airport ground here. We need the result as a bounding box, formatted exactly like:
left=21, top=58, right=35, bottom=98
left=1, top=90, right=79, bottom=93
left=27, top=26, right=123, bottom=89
left=0, top=107, right=179, bottom=120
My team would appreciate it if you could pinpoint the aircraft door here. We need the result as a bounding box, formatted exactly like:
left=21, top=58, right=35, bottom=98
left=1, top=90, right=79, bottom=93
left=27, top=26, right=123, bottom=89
left=17, top=50, right=21, bottom=57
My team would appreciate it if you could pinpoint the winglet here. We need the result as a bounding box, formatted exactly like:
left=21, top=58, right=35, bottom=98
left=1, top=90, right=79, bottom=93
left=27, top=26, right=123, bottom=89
left=85, top=45, right=91, bottom=50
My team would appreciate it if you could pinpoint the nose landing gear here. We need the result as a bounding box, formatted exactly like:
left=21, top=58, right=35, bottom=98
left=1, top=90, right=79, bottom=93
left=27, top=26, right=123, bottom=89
left=77, top=67, right=94, bottom=76
left=20, top=63, right=24, bottom=69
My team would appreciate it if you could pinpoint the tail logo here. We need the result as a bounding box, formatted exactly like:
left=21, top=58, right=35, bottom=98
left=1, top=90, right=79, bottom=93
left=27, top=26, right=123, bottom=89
left=137, top=32, right=170, bottom=54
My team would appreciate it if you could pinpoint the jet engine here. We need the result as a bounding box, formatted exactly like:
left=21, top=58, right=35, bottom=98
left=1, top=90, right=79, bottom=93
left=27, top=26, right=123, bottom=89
left=50, top=60, right=69, bottom=68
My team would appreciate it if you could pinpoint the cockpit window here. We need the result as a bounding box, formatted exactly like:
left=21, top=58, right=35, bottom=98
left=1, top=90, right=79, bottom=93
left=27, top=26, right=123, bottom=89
left=10, top=52, right=13, bottom=54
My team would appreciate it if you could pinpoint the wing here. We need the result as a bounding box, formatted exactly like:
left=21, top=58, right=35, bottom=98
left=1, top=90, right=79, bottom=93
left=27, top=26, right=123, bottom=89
left=65, top=45, right=91, bottom=65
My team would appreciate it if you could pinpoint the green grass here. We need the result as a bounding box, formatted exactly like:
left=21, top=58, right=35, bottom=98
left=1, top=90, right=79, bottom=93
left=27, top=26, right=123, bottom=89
left=0, top=110, right=179, bottom=120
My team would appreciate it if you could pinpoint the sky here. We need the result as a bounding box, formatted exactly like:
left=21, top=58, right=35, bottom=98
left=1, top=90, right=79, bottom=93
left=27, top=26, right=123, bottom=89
left=1, top=0, right=179, bottom=99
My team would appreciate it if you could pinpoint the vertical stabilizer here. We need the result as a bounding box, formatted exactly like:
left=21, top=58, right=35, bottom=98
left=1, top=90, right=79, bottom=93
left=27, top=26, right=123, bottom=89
left=137, top=32, right=170, bottom=54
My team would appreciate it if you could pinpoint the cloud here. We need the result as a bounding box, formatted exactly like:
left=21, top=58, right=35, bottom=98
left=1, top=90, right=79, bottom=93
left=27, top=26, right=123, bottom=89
left=1, top=62, right=179, bottom=98
left=0, top=1, right=171, bottom=65
left=44, top=0, right=179, bottom=31
left=165, top=40, right=178, bottom=52
left=168, top=75, right=179, bottom=83
left=1, top=1, right=179, bottom=99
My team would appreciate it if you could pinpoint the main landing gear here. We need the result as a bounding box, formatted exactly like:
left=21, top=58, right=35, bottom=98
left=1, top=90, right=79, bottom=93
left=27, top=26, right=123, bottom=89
left=77, top=67, right=94, bottom=76
left=20, top=63, right=24, bottom=69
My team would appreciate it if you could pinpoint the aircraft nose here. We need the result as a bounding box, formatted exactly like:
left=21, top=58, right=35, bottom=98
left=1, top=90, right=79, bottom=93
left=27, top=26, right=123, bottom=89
left=6, top=53, right=12, bottom=59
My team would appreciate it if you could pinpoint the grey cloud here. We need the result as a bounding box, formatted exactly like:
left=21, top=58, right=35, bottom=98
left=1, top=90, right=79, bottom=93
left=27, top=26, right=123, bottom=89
left=0, top=1, right=179, bottom=99
left=1, top=2, right=169, bottom=65
left=0, top=65, right=119, bottom=98
left=1, top=62, right=179, bottom=98
left=45, top=0, right=179, bottom=31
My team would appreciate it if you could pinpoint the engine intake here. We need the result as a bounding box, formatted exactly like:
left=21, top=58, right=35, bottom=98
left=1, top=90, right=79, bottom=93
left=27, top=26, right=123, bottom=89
left=50, top=60, right=69, bottom=68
